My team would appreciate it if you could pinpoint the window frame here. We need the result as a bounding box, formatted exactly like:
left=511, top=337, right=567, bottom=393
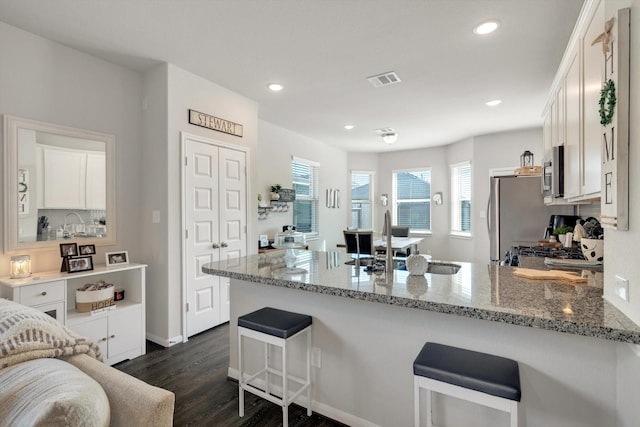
left=392, top=168, right=432, bottom=233
left=291, top=156, right=320, bottom=239
left=350, top=170, right=375, bottom=230
left=450, top=160, right=472, bottom=237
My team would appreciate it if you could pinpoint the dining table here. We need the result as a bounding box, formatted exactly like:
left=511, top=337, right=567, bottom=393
left=373, top=236, right=423, bottom=253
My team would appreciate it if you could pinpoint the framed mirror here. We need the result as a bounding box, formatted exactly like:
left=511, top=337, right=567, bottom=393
left=3, top=115, right=116, bottom=252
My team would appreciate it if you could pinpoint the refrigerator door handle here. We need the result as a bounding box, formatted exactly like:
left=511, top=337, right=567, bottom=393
left=486, top=196, right=492, bottom=236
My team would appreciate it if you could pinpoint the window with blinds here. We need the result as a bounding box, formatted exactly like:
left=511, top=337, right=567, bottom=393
left=451, top=161, right=471, bottom=235
left=292, top=157, right=319, bottom=236
left=351, top=172, right=373, bottom=229
left=393, top=169, right=431, bottom=231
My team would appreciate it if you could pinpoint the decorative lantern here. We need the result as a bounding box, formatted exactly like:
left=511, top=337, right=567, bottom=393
left=520, top=150, right=534, bottom=167
left=10, top=255, right=31, bottom=279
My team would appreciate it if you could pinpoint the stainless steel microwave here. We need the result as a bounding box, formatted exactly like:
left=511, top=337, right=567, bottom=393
left=542, top=145, right=564, bottom=198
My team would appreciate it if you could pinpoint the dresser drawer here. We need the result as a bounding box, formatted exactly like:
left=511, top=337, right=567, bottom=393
left=19, top=280, right=65, bottom=306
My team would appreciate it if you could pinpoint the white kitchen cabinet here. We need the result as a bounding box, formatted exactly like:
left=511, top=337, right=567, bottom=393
left=85, top=152, right=106, bottom=210
left=41, top=146, right=86, bottom=209
left=0, top=263, right=146, bottom=366
left=580, top=0, right=604, bottom=198
left=564, top=46, right=581, bottom=199
left=37, top=145, right=106, bottom=210
left=543, top=0, right=603, bottom=204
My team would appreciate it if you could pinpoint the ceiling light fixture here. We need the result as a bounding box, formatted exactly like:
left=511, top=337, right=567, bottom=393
left=344, top=124, right=355, bottom=130
left=485, top=99, right=502, bottom=107
left=267, top=83, right=283, bottom=92
left=381, top=132, right=398, bottom=144
left=473, top=20, right=500, bottom=35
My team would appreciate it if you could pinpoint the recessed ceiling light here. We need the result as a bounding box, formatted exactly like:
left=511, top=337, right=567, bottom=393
left=485, top=99, right=502, bottom=107
left=381, top=133, right=398, bottom=144
left=344, top=124, right=355, bottom=130
left=474, top=20, right=500, bottom=35
left=267, top=83, right=283, bottom=92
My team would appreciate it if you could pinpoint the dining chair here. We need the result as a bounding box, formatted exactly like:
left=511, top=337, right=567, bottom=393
left=343, top=230, right=376, bottom=265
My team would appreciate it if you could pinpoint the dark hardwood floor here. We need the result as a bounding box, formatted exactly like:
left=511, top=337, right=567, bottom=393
left=115, top=323, right=347, bottom=427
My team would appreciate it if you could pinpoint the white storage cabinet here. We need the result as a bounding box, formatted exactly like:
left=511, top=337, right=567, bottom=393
left=0, top=263, right=146, bottom=366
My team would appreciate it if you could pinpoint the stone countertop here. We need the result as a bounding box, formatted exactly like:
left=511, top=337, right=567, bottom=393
left=202, top=251, right=640, bottom=344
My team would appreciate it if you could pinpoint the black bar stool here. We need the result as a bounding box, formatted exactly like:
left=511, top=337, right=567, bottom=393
left=413, top=342, right=521, bottom=427
left=238, top=307, right=312, bottom=427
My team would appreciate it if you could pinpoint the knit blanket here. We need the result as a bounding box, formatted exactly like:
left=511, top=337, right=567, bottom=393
left=0, top=298, right=102, bottom=369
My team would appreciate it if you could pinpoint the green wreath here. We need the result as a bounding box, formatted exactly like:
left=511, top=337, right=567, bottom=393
left=599, top=79, right=616, bottom=126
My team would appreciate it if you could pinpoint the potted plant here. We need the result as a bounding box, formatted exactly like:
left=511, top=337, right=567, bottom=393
left=258, top=193, right=267, bottom=207
left=270, top=184, right=282, bottom=200
left=553, top=225, right=574, bottom=245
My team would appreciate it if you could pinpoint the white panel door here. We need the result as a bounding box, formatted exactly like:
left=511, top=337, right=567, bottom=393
left=185, top=137, right=246, bottom=337
left=185, top=139, right=221, bottom=336
left=218, top=147, right=247, bottom=322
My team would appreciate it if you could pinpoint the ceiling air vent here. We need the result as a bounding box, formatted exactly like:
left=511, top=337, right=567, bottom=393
left=367, top=71, right=401, bottom=88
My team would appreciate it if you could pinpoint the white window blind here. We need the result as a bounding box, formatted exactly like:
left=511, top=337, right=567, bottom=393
left=292, top=157, right=319, bottom=237
left=351, top=171, right=373, bottom=229
left=451, top=161, right=471, bottom=235
left=393, top=169, right=431, bottom=232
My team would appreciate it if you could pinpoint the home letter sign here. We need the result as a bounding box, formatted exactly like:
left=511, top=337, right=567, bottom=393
left=600, top=8, right=630, bottom=230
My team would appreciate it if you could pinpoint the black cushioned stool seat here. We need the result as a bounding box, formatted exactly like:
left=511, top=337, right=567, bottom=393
left=238, top=307, right=312, bottom=427
left=413, top=342, right=521, bottom=427
left=238, top=307, right=312, bottom=339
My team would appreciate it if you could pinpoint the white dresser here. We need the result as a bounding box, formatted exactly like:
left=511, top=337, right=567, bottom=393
left=0, top=263, right=146, bottom=365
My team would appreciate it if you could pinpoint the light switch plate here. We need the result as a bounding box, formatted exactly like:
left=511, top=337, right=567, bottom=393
left=152, top=210, right=161, bottom=224
left=615, top=275, right=629, bottom=302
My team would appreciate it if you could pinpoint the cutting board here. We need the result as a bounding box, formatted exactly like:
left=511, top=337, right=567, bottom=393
left=537, top=240, right=563, bottom=248
left=513, top=267, right=587, bottom=283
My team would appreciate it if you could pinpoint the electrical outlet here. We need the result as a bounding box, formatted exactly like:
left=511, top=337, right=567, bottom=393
left=152, top=210, right=160, bottom=224
left=615, top=275, right=629, bottom=302
left=311, top=347, right=322, bottom=368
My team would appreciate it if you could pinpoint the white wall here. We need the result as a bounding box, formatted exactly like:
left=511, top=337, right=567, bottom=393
left=602, top=2, right=640, bottom=425
left=446, top=138, right=474, bottom=261
left=0, top=22, right=143, bottom=275
left=139, top=63, right=259, bottom=344
left=256, top=120, right=347, bottom=252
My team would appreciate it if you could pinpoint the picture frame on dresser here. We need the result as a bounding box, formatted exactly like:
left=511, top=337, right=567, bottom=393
left=79, top=244, right=96, bottom=255
left=106, top=251, right=129, bottom=266
left=60, top=242, right=78, bottom=257
left=67, top=256, right=94, bottom=273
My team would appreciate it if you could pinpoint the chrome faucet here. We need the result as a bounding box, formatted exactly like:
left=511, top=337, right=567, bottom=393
left=384, top=210, right=393, bottom=281
left=65, top=211, right=85, bottom=226
left=64, top=212, right=86, bottom=236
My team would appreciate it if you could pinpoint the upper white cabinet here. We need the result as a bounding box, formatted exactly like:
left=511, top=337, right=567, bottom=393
left=37, top=145, right=106, bottom=210
left=543, top=0, right=603, bottom=203
left=564, top=45, right=581, bottom=199
left=581, top=0, right=605, bottom=198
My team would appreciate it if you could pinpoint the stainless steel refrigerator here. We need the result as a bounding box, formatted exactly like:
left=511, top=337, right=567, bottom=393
left=487, top=175, right=568, bottom=263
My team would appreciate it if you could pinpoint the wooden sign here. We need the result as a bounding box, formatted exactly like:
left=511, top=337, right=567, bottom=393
left=188, top=109, right=243, bottom=137
left=600, top=8, right=630, bottom=230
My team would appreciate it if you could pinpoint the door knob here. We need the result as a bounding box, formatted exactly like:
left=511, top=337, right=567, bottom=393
left=212, top=243, right=220, bottom=249
left=220, top=242, right=228, bottom=248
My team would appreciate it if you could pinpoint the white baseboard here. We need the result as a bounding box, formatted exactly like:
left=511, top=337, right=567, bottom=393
left=146, top=333, right=183, bottom=347
left=227, top=367, right=380, bottom=427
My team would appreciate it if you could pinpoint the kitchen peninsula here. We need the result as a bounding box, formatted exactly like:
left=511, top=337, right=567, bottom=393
left=203, top=251, right=640, bottom=427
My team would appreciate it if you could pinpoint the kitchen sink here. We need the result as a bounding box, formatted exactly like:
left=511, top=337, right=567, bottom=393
left=427, top=262, right=461, bottom=275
